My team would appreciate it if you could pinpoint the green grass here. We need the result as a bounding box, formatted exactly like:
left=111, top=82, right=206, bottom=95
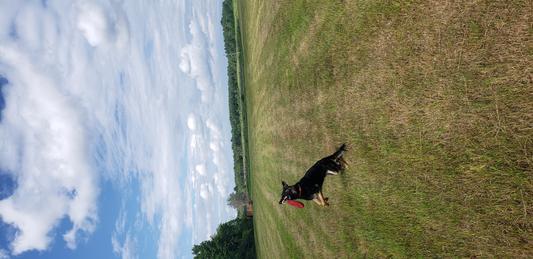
left=237, top=0, right=532, bottom=258
left=232, top=0, right=253, bottom=198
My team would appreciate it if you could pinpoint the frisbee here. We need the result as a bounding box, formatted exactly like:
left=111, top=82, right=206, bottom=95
left=287, top=200, right=304, bottom=208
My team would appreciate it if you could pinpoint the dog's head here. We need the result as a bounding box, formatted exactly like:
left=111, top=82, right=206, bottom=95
left=279, top=181, right=298, bottom=204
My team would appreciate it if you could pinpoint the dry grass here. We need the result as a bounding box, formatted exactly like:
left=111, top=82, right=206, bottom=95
left=238, top=0, right=533, bottom=257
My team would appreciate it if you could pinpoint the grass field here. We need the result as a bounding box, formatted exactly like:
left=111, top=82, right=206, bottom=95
left=230, top=0, right=253, bottom=196
left=237, top=0, right=532, bottom=258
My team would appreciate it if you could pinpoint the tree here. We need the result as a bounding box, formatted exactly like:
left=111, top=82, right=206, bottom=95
left=192, top=218, right=256, bottom=259
left=227, top=192, right=248, bottom=209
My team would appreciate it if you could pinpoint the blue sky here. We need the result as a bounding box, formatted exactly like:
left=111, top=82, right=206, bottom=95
left=0, top=0, right=236, bottom=258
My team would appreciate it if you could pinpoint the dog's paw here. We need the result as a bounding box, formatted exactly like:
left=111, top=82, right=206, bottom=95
left=340, top=143, right=348, bottom=151
left=339, top=157, right=349, bottom=168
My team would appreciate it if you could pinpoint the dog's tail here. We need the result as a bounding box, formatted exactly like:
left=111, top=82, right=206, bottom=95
left=332, top=143, right=347, bottom=160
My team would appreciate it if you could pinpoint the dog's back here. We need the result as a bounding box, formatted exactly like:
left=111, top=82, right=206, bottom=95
left=298, top=160, right=329, bottom=191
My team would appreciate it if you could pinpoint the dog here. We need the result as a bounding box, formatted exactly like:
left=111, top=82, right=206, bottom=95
left=279, top=143, right=347, bottom=207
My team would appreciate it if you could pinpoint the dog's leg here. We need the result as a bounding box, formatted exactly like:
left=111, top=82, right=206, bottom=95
left=318, top=191, right=329, bottom=206
left=312, top=193, right=327, bottom=206
left=327, top=170, right=338, bottom=175
left=339, top=156, right=348, bottom=170
left=312, top=198, right=323, bottom=206
left=325, top=144, right=347, bottom=165
left=333, top=144, right=348, bottom=170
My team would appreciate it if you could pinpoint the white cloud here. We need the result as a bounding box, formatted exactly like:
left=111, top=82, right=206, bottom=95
left=112, top=233, right=136, bottom=259
left=187, top=114, right=197, bottom=131
left=206, top=118, right=222, bottom=139
left=111, top=204, right=138, bottom=259
left=179, top=15, right=218, bottom=103
left=189, top=134, right=201, bottom=149
left=199, top=184, right=210, bottom=200
left=179, top=53, right=191, bottom=74
left=77, top=2, right=111, bottom=47
left=195, top=164, right=207, bottom=176
left=0, top=249, right=9, bottom=259
left=0, top=45, right=98, bottom=254
left=209, top=141, right=220, bottom=151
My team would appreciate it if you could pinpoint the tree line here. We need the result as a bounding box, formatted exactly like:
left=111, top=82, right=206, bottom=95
left=222, top=0, right=246, bottom=196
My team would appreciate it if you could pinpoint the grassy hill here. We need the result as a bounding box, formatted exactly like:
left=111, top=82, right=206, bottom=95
left=237, top=0, right=532, bottom=258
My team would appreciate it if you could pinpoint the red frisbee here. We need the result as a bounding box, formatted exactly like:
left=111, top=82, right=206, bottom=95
left=287, top=200, right=304, bottom=208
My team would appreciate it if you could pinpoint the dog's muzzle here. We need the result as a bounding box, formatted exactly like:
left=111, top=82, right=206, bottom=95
left=279, top=196, right=288, bottom=204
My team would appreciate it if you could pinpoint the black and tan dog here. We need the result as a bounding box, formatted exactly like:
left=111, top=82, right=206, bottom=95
left=279, top=144, right=347, bottom=207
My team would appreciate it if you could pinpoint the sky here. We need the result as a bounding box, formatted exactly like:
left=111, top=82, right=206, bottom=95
left=0, top=0, right=236, bottom=258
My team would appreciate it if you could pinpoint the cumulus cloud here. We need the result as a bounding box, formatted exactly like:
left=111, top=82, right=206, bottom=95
left=77, top=2, right=111, bottom=46
left=179, top=14, right=218, bottom=103
left=195, top=164, right=207, bottom=176
left=76, top=1, right=129, bottom=48
left=0, top=45, right=98, bottom=254
left=187, top=114, right=197, bottom=131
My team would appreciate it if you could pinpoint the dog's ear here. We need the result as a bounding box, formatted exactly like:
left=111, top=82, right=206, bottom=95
left=282, top=181, right=288, bottom=189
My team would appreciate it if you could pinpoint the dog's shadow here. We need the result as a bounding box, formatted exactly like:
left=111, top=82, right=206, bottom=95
left=340, top=170, right=349, bottom=188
